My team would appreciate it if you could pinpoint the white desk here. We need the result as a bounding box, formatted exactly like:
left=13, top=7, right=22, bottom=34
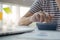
left=0, top=29, right=60, bottom=40
left=19, top=30, right=60, bottom=40
left=0, top=23, right=60, bottom=40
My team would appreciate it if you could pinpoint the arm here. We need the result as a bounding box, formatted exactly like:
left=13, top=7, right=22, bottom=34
left=18, top=0, right=52, bottom=26
left=18, top=11, right=34, bottom=26
left=18, top=0, right=42, bottom=26
left=55, top=0, right=60, bottom=9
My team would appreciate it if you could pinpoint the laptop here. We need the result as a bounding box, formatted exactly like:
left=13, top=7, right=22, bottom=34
left=0, top=26, right=34, bottom=36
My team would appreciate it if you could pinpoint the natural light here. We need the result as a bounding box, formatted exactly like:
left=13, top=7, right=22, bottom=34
left=2, top=4, right=30, bottom=27
left=20, top=6, right=30, bottom=18
left=2, top=4, right=20, bottom=26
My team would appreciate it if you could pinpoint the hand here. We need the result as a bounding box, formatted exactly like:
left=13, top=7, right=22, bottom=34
left=30, top=11, right=53, bottom=23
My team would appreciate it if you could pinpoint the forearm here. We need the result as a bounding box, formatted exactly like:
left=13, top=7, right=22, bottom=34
left=18, top=17, right=32, bottom=26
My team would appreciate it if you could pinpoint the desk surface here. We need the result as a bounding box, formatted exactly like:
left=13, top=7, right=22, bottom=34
left=0, top=23, right=60, bottom=40
left=0, top=22, right=60, bottom=40
left=0, top=30, right=60, bottom=40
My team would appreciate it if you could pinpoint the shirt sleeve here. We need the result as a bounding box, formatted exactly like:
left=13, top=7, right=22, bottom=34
left=29, top=0, right=43, bottom=13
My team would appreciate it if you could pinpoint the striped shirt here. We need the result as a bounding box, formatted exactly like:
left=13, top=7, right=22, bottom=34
left=29, top=0, right=60, bottom=30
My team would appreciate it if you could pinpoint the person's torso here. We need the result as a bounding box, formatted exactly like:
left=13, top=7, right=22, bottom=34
left=41, top=0, right=60, bottom=29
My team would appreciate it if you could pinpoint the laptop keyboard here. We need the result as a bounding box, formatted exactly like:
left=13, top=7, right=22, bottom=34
left=0, top=26, right=34, bottom=36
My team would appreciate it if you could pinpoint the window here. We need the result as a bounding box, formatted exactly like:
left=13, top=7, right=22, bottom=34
left=0, top=3, right=30, bottom=27
left=20, top=6, right=30, bottom=18
left=3, top=4, right=20, bottom=25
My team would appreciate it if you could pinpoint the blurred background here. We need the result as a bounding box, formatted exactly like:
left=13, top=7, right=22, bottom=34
left=0, top=0, right=35, bottom=28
